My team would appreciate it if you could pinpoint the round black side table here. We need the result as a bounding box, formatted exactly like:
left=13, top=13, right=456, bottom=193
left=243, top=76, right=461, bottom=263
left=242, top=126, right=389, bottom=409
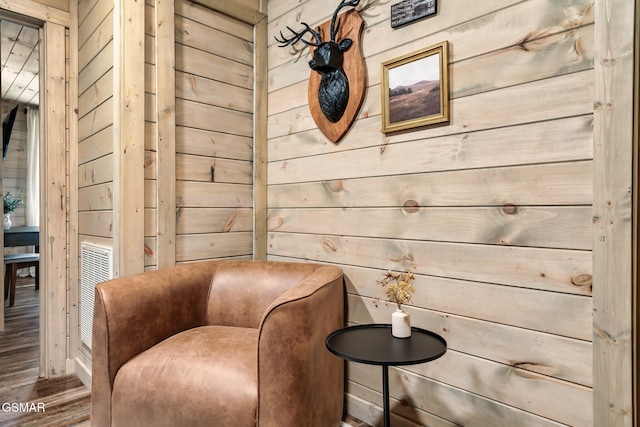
left=326, top=324, right=447, bottom=427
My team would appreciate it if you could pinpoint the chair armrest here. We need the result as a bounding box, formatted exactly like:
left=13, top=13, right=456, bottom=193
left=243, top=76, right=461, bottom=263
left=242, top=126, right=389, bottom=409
left=91, top=261, right=217, bottom=427
left=257, top=265, right=345, bottom=426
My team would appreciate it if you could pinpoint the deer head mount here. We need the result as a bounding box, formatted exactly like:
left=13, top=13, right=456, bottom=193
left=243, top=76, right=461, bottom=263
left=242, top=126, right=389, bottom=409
left=276, top=0, right=366, bottom=143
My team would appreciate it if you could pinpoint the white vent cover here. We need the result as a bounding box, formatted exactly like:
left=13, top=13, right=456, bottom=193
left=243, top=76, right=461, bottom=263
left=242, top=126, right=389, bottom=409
left=80, top=243, right=113, bottom=349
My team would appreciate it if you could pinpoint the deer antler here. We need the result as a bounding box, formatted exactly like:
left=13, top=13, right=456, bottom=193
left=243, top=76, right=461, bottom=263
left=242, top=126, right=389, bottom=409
left=274, top=23, right=323, bottom=48
left=330, top=0, right=361, bottom=41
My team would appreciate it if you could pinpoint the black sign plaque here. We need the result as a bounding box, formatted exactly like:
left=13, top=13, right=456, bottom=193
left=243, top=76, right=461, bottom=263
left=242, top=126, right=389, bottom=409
left=390, top=0, right=437, bottom=28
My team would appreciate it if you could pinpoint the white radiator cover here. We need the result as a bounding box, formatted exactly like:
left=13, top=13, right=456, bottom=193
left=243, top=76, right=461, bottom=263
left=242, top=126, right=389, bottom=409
left=80, top=243, right=113, bottom=349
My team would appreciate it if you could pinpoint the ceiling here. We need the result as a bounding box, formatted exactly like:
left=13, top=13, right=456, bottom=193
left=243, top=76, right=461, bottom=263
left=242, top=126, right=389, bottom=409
left=1, top=20, right=39, bottom=108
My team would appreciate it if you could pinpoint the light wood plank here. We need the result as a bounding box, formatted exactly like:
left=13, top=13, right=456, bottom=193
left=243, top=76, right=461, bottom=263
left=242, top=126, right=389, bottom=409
left=78, top=97, right=113, bottom=141
left=78, top=125, right=113, bottom=164
left=172, top=0, right=257, bottom=263
left=268, top=0, right=593, bottom=89
left=269, top=119, right=593, bottom=183
left=592, top=0, right=636, bottom=424
left=78, top=40, right=113, bottom=95
left=175, top=44, right=253, bottom=89
left=189, top=0, right=264, bottom=25
left=154, top=0, right=176, bottom=268
left=176, top=99, right=253, bottom=137
left=177, top=207, right=253, bottom=234
left=267, top=70, right=593, bottom=140
left=175, top=14, right=253, bottom=66
left=268, top=161, right=593, bottom=208
left=176, top=154, right=252, bottom=184
left=268, top=206, right=593, bottom=250
left=268, top=233, right=592, bottom=296
left=67, top=0, right=82, bottom=376
left=78, top=183, right=113, bottom=211
left=254, top=15, right=268, bottom=260
left=453, top=24, right=594, bottom=99
left=79, top=0, right=100, bottom=25
left=176, top=181, right=252, bottom=208
left=176, top=232, right=253, bottom=261
left=345, top=392, right=456, bottom=427
left=269, top=113, right=591, bottom=165
left=175, top=0, right=253, bottom=41
left=0, top=0, right=70, bottom=26
left=347, top=294, right=592, bottom=387
left=349, top=359, right=589, bottom=426
left=41, top=21, right=68, bottom=375
left=341, top=264, right=591, bottom=341
left=78, top=211, right=113, bottom=238
left=112, top=0, right=146, bottom=277
left=78, top=0, right=112, bottom=49
left=176, top=70, right=253, bottom=113
left=78, top=9, right=113, bottom=71
left=78, top=69, right=113, bottom=118
left=175, top=126, right=252, bottom=160
left=78, top=153, right=113, bottom=187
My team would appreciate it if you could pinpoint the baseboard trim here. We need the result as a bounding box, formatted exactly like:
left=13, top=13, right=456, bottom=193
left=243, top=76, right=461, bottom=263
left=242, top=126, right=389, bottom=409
left=74, top=357, right=92, bottom=389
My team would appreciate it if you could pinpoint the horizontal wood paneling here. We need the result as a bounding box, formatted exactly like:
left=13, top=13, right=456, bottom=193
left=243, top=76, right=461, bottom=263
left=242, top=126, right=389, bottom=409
left=177, top=207, right=253, bottom=234
left=269, top=233, right=591, bottom=296
left=176, top=232, right=253, bottom=261
left=176, top=154, right=252, bottom=184
left=77, top=68, right=112, bottom=118
left=268, top=70, right=593, bottom=141
left=78, top=183, right=112, bottom=211
left=176, top=44, right=253, bottom=90
left=77, top=153, right=113, bottom=187
left=175, top=0, right=253, bottom=42
left=267, top=0, right=596, bottom=424
left=175, top=15, right=253, bottom=66
left=77, top=125, right=112, bottom=165
left=175, top=70, right=253, bottom=114
left=268, top=206, right=593, bottom=250
left=269, top=161, right=592, bottom=208
left=143, top=0, right=157, bottom=269
left=176, top=99, right=252, bottom=137
left=77, top=0, right=116, bottom=274
left=78, top=8, right=113, bottom=71
left=340, top=264, right=591, bottom=343
left=174, top=0, right=254, bottom=262
left=176, top=182, right=252, bottom=208
left=175, top=126, right=252, bottom=160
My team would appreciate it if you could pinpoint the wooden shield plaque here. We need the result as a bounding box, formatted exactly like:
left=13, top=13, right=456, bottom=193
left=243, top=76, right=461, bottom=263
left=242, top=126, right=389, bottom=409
left=308, top=10, right=366, bottom=144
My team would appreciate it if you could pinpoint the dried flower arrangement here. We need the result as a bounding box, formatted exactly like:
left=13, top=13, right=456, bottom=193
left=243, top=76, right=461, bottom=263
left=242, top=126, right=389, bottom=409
left=372, top=270, right=416, bottom=310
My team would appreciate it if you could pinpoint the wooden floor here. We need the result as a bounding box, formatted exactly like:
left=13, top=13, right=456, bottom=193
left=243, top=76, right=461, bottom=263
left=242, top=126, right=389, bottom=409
left=0, top=277, right=91, bottom=427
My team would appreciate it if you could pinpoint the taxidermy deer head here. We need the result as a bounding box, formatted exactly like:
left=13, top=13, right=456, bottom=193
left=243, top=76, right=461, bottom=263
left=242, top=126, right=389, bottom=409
left=275, top=0, right=361, bottom=123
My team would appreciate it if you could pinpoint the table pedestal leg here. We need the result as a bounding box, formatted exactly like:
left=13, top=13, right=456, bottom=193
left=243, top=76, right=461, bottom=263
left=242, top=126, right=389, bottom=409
left=382, top=365, right=390, bottom=427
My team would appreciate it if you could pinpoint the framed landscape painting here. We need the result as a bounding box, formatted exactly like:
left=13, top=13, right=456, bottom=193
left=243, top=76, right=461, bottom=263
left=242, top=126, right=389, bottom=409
left=381, top=41, right=449, bottom=133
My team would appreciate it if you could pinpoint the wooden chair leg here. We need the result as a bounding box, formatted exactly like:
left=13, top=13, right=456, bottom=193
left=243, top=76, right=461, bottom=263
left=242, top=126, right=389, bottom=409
left=3, top=267, right=9, bottom=301
left=35, top=263, right=39, bottom=290
left=8, top=264, right=18, bottom=307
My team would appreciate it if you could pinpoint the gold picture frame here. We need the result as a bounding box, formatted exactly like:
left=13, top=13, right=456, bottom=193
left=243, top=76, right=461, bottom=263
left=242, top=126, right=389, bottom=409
left=381, top=41, right=449, bottom=133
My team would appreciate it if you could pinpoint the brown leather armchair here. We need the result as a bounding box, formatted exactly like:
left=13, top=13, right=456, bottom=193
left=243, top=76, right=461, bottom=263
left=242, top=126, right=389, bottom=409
left=91, top=260, right=345, bottom=427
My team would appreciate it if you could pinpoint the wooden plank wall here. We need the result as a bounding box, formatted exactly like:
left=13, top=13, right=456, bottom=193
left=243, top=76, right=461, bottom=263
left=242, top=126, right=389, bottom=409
left=144, top=0, right=158, bottom=269
left=172, top=0, right=255, bottom=263
left=77, top=0, right=114, bottom=251
left=1, top=105, right=27, bottom=228
left=267, top=0, right=595, bottom=425
left=32, top=0, right=69, bottom=13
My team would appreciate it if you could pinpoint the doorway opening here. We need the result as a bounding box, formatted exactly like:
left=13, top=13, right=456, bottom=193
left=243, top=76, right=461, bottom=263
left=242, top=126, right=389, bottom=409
left=0, top=17, right=41, bottom=373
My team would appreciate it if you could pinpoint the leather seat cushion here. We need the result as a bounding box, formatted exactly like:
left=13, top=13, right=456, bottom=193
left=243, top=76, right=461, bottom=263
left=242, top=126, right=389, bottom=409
left=112, top=326, right=259, bottom=427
